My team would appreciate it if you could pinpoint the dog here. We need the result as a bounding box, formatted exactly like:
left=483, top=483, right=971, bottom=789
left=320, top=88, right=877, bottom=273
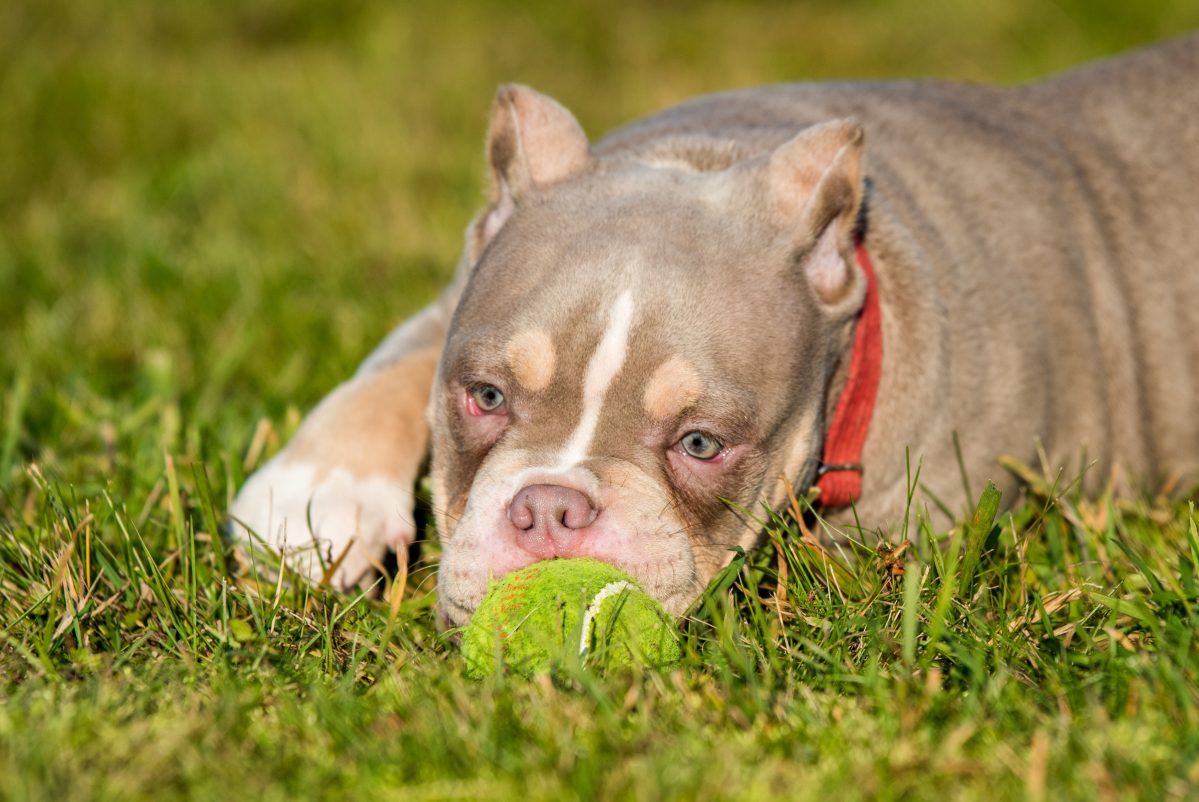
left=231, top=34, right=1199, bottom=628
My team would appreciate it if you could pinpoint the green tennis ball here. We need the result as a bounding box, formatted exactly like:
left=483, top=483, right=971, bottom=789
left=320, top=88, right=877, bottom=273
left=461, top=558, right=682, bottom=679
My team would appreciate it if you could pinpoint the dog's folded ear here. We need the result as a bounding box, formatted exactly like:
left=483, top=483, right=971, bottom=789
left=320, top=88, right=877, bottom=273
left=487, top=84, right=591, bottom=195
left=470, top=85, right=593, bottom=258
left=765, top=119, right=866, bottom=307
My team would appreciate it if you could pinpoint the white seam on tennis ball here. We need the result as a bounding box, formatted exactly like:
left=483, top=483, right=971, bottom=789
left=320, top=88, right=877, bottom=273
left=579, top=580, right=635, bottom=656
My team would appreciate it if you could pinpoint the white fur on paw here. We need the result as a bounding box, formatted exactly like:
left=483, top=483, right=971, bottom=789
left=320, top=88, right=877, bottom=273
left=229, top=457, right=416, bottom=591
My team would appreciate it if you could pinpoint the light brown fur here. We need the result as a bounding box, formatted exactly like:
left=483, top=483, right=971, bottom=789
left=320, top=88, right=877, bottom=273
left=285, top=348, right=439, bottom=482
left=505, top=329, right=556, bottom=391
left=643, top=356, right=702, bottom=420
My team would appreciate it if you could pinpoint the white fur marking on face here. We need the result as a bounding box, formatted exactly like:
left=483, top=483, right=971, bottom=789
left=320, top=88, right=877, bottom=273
left=557, top=289, right=635, bottom=467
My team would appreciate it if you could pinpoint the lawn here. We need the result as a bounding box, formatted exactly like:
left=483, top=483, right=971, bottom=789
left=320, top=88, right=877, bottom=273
left=3, top=1, right=1199, bottom=799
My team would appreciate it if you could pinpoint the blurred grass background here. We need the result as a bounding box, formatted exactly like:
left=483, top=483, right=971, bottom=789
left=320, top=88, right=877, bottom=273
left=3, top=3, right=1199, bottom=800
left=2, top=0, right=1197, bottom=495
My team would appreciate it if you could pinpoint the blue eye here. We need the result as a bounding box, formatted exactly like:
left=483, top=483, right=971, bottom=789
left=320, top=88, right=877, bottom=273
left=471, top=384, right=506, bottom=412
left=679, top=430, right=722, bottom=460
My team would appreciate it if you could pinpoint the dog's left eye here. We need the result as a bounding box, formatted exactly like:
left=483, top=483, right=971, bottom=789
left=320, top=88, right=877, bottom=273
left=679, top=430, right=723, bottom=460
left=468, top=384, right=507, bottom=414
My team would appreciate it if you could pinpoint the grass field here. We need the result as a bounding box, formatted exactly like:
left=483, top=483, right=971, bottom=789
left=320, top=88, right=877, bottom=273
left=3, top=1, right=1199, bottom=799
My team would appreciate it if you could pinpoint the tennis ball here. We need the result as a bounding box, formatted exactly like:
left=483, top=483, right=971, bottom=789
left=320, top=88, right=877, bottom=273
left=461, top=558, right=681, bottom=679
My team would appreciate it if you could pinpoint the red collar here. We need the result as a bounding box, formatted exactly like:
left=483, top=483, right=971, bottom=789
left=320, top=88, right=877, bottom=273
left=815, top=241, right=883, bottom=508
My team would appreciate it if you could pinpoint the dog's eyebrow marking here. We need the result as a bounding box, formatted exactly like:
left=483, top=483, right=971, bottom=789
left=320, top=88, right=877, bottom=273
left=506, top=328, right=556, bottom=391
left=557, top=289, right=636, bottom=467
left=643, top=355, right=701, bottom=420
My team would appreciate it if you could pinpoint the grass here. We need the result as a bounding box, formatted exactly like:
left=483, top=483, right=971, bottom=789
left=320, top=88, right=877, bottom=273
left=3, top=1, right=1199, bottom=799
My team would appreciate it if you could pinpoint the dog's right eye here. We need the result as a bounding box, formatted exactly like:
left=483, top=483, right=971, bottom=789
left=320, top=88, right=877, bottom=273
left=678, top=430, right=724, bottom=461
left=467, top=384, right=507, bottom=415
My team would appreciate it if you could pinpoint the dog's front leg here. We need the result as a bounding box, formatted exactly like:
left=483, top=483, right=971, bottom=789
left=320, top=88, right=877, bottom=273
left=229, top=289, right=455, bottom=591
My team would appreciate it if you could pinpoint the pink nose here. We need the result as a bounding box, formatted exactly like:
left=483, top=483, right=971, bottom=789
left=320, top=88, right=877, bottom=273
left=508, top=484, right=599, bottom=559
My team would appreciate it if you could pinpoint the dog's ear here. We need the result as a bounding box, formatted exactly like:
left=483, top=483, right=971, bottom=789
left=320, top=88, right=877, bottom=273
left=487, top=84, right=591, bottom=194
left=469, top=85, right=592, bottom=259
left=765, top=119, right=865, bottom=306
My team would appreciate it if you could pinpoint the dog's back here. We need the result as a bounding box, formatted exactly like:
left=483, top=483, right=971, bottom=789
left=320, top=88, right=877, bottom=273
left=598, top=33, right=1199, bottom=507
left=1027, top=33, right=1199, bottom=490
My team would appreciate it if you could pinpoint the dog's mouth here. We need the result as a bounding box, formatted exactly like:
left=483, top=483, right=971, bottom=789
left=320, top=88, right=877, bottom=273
left=436, top=472, right=700, bottom=628
left=436, top=592, right=479, bottom=632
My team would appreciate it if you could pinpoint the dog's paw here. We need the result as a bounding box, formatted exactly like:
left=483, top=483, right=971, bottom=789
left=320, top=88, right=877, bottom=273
left=229, top=456, right=416, bottom=591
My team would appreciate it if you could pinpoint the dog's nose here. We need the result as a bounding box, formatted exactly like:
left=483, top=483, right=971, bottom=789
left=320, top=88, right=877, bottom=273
left=508, top=483, right=598, bottom=558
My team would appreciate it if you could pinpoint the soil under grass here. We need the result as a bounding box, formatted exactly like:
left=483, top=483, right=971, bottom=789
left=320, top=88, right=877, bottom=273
left=3, top=2, right=1199, bottom=800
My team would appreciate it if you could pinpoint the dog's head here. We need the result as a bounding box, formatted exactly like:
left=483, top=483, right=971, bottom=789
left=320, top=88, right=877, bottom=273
left=431, top=85, right=869, bottom=626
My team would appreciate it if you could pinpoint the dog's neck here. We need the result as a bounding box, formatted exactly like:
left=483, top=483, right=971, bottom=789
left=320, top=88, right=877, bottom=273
left=815, top=239, right=883, bottom=508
